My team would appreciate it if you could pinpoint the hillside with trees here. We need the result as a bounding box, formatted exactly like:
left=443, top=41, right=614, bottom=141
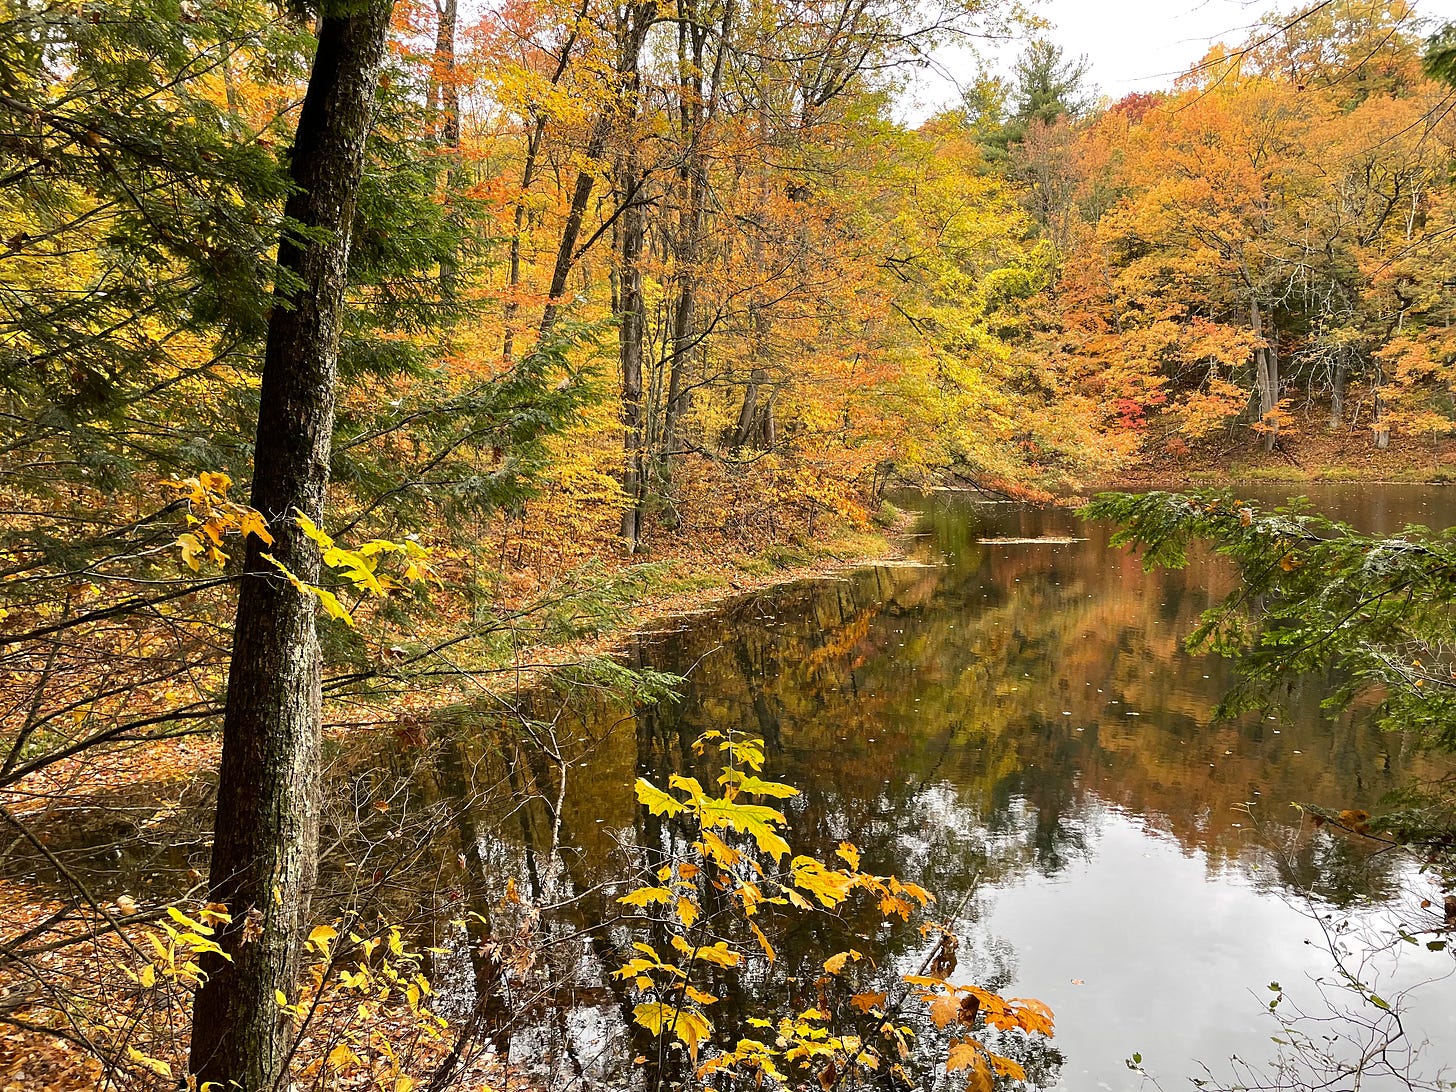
left=3, top=0, right=1456, bottom=1088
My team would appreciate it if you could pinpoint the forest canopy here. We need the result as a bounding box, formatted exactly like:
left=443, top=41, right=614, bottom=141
left=5, top=0, right=1456, bottom=1088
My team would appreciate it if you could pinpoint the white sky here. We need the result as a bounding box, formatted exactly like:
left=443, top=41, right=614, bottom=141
left=904, top=0, right=1456, bottom=119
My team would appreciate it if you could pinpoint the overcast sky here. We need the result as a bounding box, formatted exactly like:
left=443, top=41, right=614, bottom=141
left=904, top=0, right=1456, bottom=120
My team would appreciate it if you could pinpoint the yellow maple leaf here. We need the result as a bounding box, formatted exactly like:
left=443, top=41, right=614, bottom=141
left=176, top=532, right=204, bottom=572
left=946, top=1039, right=983, bottom=1073
left=618, top=886, right=673, bottom=908
left=237, top=508, right=274, bottom=545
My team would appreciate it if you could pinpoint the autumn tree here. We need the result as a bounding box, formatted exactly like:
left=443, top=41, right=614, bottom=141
left=1019, top=1, right=1456, bottom=457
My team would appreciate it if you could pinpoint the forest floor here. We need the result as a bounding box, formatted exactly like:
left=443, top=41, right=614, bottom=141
left=1100, top=422, right=1456, bottom=490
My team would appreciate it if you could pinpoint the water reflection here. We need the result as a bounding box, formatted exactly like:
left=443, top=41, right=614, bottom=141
left=469, top=486, right=1456, bottom=1088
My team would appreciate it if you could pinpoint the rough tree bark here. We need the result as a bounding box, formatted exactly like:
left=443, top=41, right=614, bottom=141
left=189, top=3, right=394, bottom=1088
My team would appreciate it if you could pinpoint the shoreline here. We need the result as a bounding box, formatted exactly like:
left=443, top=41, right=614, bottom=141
left=1083, top=469, right=1455, bottom=492
left=386, top=513, right=918, bottom=717
left=1088, top=428, right=1455, bottom=492
left=6, top=513, right=916, bottom=810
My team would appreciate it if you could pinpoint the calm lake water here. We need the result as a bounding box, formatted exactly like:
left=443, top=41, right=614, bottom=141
left=11, top=485, right=1456, bottom=1090
left=469, top=484, right=1456, bottom=1090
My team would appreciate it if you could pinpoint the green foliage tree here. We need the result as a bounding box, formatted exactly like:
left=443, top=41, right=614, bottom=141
left=980, top=39, right=1091, bottom=161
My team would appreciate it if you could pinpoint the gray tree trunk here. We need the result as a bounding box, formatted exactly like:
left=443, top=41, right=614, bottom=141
left=1329, top=354, right=1347, bottom=429
left=1373, top=380, right=1391, bottom=449
left=661, top=0, right=731, bottom=467
left=189, top=4, right=394, bottom=1088
left=613, top=2, right=655, bottom=549
left=619, top=175, right=646, bottom=548
left=1250, top=298, right=1278, bottom=452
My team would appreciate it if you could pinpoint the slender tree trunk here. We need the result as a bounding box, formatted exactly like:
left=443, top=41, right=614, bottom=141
left=1250, top=297, right=1278, bottom=452
left=619, top=173, right=646, bottom=548
left=1373, top=367, right=1391, bottom=449
left=663, top=178, right=702, bottom=466
left=1264, top=331, right=1279, bottom=453
left=1373, top=290, right=1414, bottom=450
left=537, top=119, right=610, bottom=341
left=612, top=2, right=655, bottom=548
left=189, top=5, right=394, bottom=1089
left=434, top=0, right=460, bottom=300
left=733, top=97, right=777, bottom=451
left=502, top=0, right=589, bottom=361
left=1329, top=352, right=1347, bottom=429
left=661, top=0, right=730, bottom=469
left=502, top=125, right=544, bottom=363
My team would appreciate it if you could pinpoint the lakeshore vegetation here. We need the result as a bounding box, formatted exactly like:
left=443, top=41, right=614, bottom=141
left=4, top=0, right=1456, bottom=1088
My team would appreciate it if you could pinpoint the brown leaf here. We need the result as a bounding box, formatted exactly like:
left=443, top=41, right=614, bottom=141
left=851, top=991, right=886, bottom=1014
left=958, top=993, right=981, bottom=1025
left=928, top=993, right=961, bottom=1028
left=239, top=906, right=264, bottom=945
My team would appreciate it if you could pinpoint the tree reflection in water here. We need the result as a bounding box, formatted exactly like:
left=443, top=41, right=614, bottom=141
left=395, top=493, right=1447, bottom=1087
left=6, top=490, right=1449, bottom=1088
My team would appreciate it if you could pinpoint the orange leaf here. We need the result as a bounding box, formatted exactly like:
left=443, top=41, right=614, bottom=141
left=946, top=1039, right=983, bottom=1073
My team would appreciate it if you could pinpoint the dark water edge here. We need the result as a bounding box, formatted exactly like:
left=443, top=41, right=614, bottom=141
left=7, top=484, right=1456, bottom=1090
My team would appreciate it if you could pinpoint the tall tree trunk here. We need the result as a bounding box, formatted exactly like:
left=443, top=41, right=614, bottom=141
left=613, top=2, right=655, bottom=549
left=733, top=98, right=776, bottom=451
left=661, top=0, right=730, bottom=469
left=619, top=171, right=646, bottom=549
left=189, top=4, right=394, bottom=1088
left=434, top=0, right=460, bottom=300
left=662, top=176, right=702, bottom=467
